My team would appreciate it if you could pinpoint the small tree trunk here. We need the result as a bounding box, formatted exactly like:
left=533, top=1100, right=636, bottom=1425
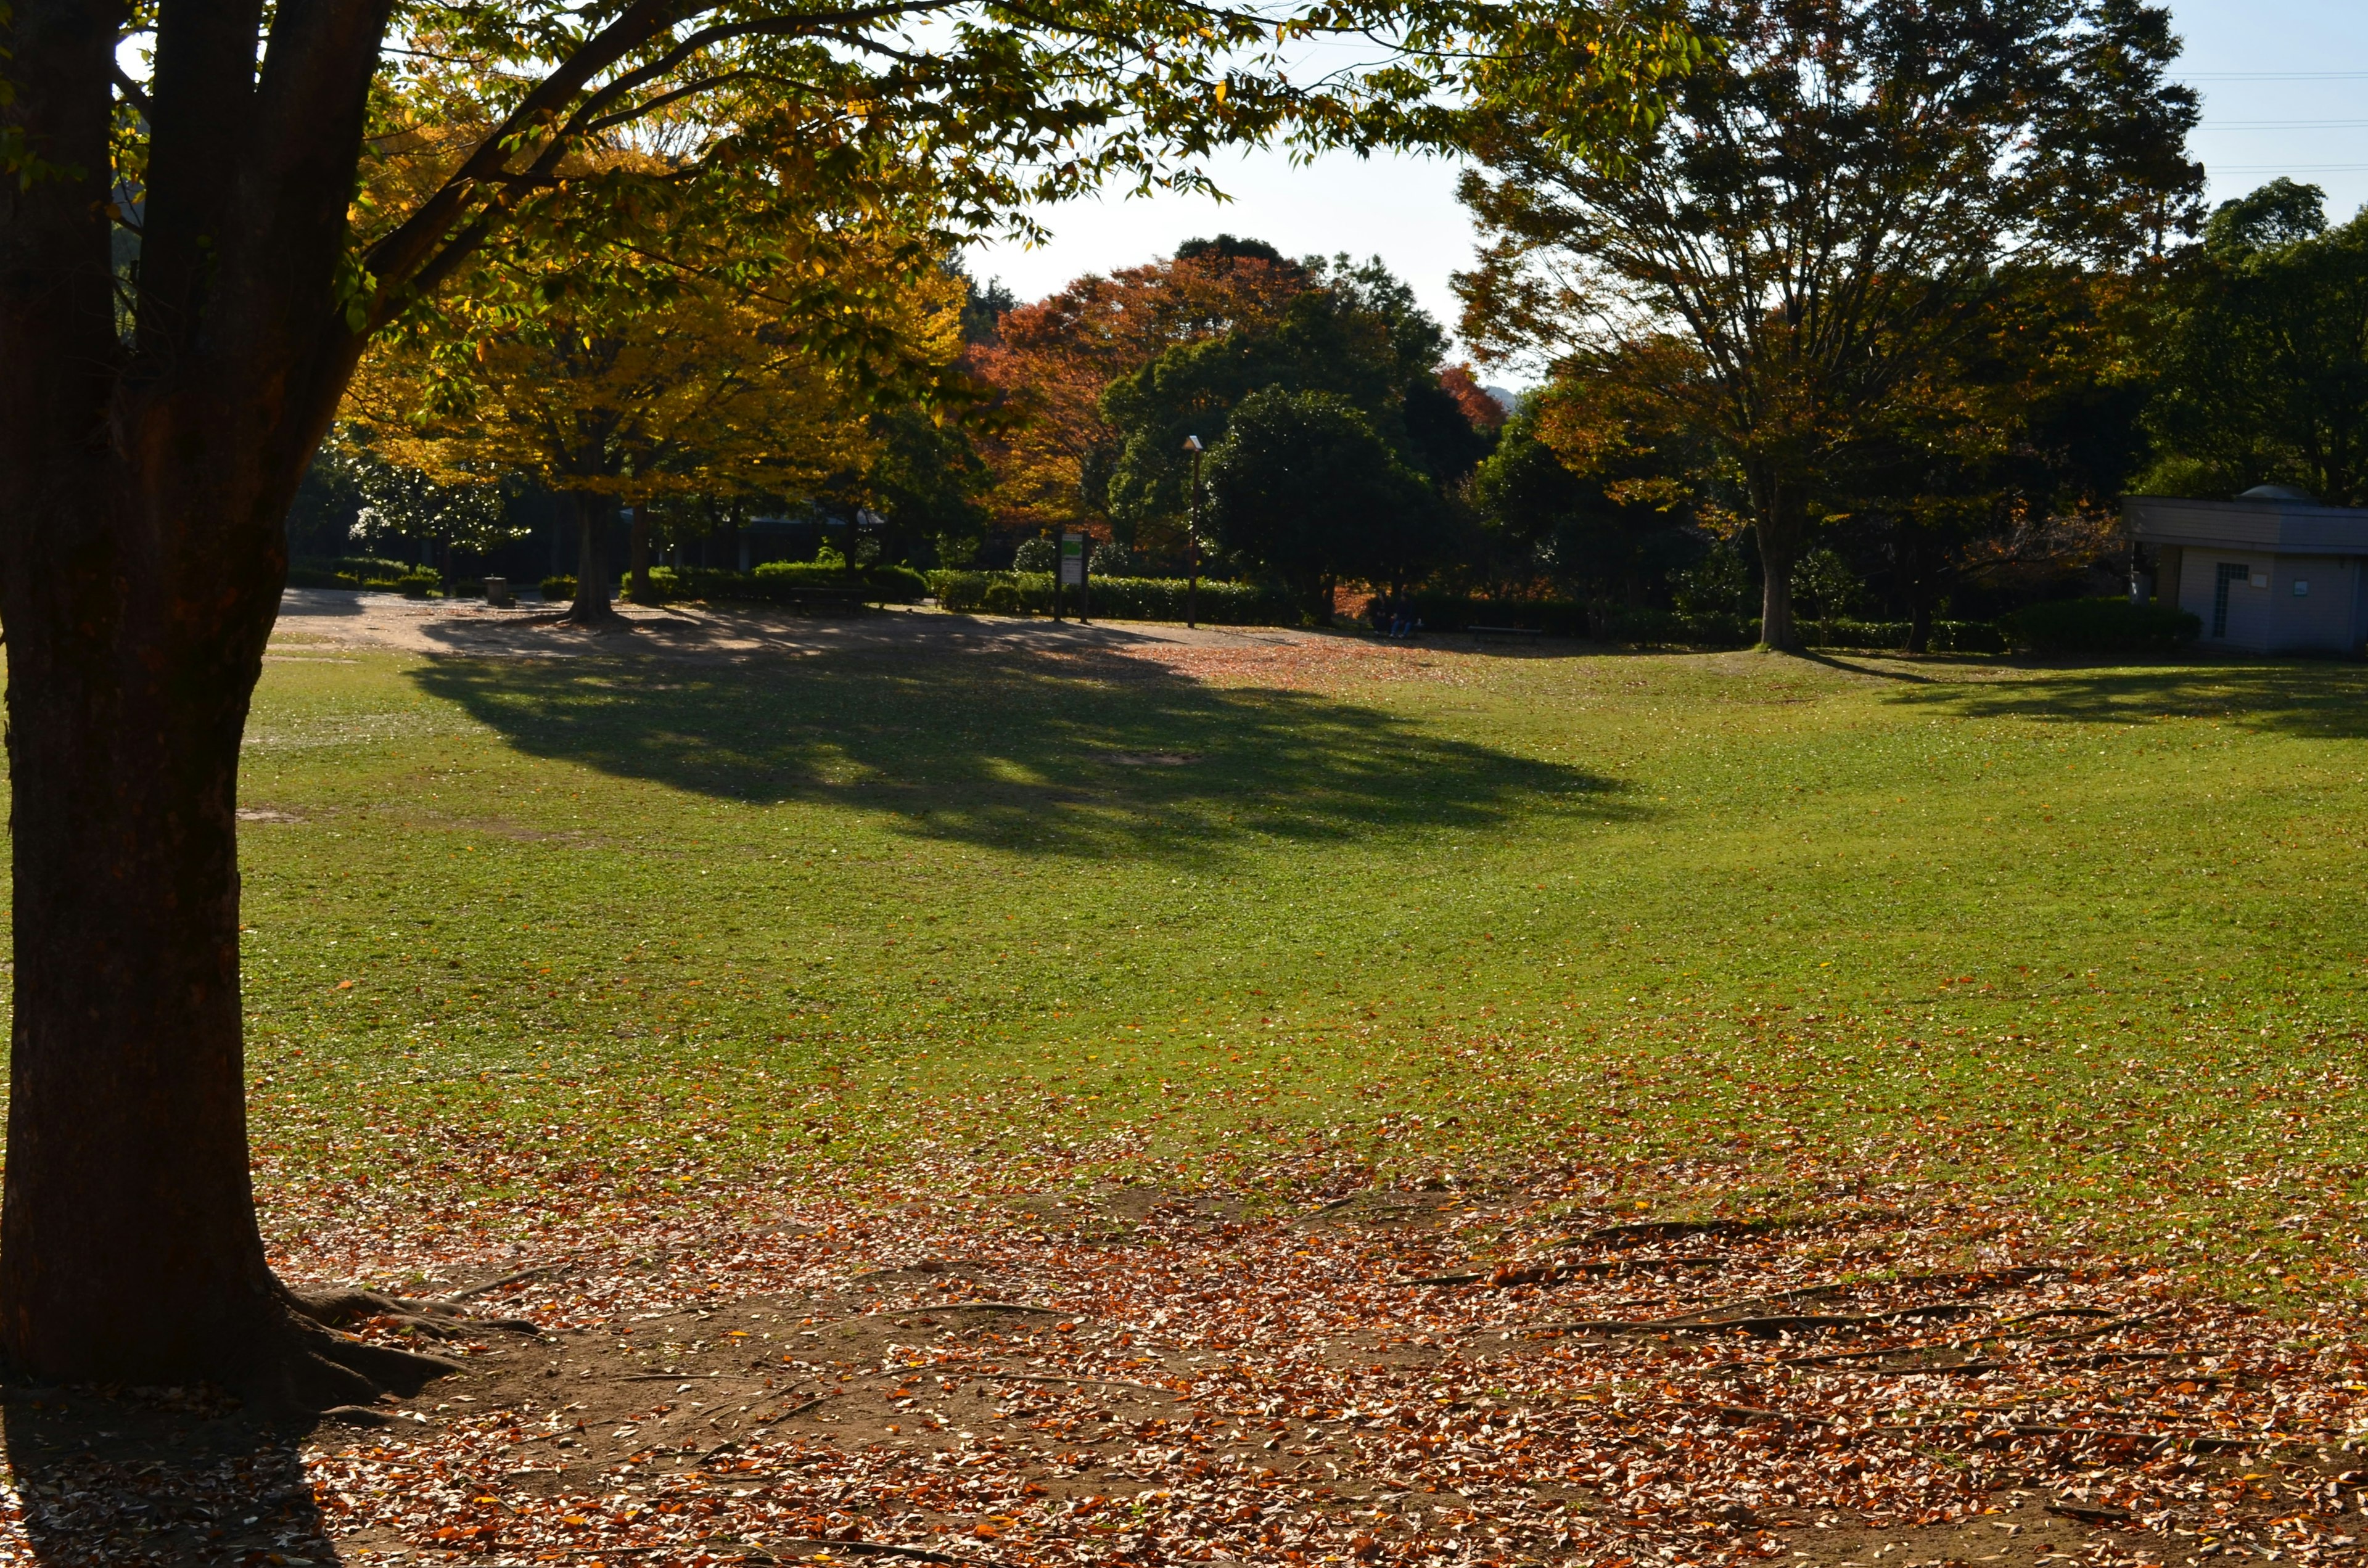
left=568, top=491, right=614, bottom=623
left=1906, top=599, right=1934, bottom=654
left=628, top=506, right=651, bottom=602
left=1756, top=535, right=1798, bottom=651
left=1749, top=470, right=1802, bottom=652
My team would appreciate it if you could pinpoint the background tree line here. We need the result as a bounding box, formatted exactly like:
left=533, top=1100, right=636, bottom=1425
left=314, top=0, right=2368, bottom=656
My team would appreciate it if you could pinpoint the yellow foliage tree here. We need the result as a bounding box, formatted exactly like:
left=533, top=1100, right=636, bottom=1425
left=343, top=117, right=967, bottom=618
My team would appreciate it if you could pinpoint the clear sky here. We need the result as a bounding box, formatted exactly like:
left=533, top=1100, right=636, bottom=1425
left=963, top=0, right=2368, bottom=352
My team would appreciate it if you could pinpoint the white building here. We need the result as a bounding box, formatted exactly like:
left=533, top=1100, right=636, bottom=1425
left=2126, top=487, right=2368, bottom=655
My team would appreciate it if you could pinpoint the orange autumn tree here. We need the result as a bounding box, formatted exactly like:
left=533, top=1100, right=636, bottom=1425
left=970, top=236, right=1310, bottom=543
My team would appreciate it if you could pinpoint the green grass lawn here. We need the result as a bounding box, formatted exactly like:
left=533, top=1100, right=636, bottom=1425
left=223, top=628, right=2368, bottom=1300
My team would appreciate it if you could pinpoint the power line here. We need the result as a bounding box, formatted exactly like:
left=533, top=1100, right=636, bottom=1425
left=2211, top=164, right=2368, bottom=173
left=2204, top=121, right=2368, bottom=129
left=2185, top=72, right=2368, bottom=81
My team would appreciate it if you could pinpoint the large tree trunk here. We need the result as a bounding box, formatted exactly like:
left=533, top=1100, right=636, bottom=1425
left=1, top=521, right=456, bottom=1401
left=1, top=487, right=285, bottom=1387
left=627, top=505, right=652, bottom=602
left=567, top=491, right=617, bottom=623
left=0, top=0, right=483, bottom=1397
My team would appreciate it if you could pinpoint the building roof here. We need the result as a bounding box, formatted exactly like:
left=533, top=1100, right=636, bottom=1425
left=2125, top=495, right=2368, bottom=554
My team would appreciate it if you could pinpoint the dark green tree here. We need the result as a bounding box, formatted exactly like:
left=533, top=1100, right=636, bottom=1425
left=1466, top=399, right=1707, bottom=617
left=1202, top=387, right=1445, bottom=615
left=1456, top=0, right=2202, bottom=649
left=857, top=406, right=995, bottom=567
left=1100, top=258, right=1476, bottom=538
left=1817, top=267, right=2155, bottom=646
left=2139, top=181, right=2368, bottom=504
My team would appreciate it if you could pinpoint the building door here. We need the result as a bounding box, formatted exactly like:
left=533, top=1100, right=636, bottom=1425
left=2213, top=562, right=2250, bottom=638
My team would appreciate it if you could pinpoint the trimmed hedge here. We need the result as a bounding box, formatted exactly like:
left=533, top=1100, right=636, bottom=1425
left=1600, top=608, right=1759, bottom=647
left=1381, top=598, right=2011, bottom=653
left=1388, top=597, right=1755, bottom=646
left=630, top=563, right=927, bottom=605
left=2000, top=596, right=2200, bottom=653
left=288, top=556, right=432, bottom=591
left=536, top=565, right=929, bottom=606
left=1801, top=618, right=2010, bottom=655
left=928, top=571, right=1301, bottom=625
left=1383, top=595, right=1595, bottom=638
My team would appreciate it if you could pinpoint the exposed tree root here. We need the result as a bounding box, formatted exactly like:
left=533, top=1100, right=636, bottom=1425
left=271, top=1310, right=464, bottom=1412
left=291, top=1284, right=543, bottom=1338
left=561, top=602, right=631, bottom=631
left=262, top=1281, right=541, bottom=1412
left=1561, top=1218, right=1777, bottom=1250
left=440, top=1254, right=578, bottom=1303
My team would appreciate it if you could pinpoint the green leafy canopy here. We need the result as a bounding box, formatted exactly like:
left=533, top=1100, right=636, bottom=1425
left=89, top=0, right=1702, bottom=370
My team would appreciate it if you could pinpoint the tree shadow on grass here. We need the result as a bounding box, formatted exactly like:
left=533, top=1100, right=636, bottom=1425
left=2, top=1392, right=343, bottom=1564
left=409, top=641, right=1637, bottom=862
left=1877, top=656, right=2368, bottom=739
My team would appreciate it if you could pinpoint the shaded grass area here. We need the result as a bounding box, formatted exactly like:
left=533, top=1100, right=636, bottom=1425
left=218, top=635, right=2368, bottom=1302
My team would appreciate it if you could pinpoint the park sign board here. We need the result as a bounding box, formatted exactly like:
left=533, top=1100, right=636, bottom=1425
left=1061, top=533, right=1087, bottom=586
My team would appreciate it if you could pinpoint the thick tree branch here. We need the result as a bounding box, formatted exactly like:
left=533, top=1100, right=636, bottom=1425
left=361, top=0, right=684, bottom=293
left=364, top=0, right=955, bottom=310
left=110, top=62, right=154, bottom=118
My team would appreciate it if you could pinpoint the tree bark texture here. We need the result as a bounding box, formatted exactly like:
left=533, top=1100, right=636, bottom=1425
left=0, top=0, right=447, bottom=1390
left=568, top=491, right=615, bottom=622
left=627, top=505, right=651, bottom=602
left=1749, top=470, right=1803, bottom=652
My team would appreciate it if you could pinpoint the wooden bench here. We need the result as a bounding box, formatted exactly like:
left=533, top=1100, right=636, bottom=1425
left=1468, top=625, right=1546, bottom=640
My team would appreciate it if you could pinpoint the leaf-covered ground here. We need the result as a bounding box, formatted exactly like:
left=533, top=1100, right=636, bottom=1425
left=9, top=1154, right=2368, bottom=1566
left=9, top=596, right=2368, bottom=1563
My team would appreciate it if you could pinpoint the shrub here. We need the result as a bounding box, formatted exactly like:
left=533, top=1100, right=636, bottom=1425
left=542, top=575, right=577, bottom=601
left=1367, top=598, right=2009, bottom=653
left=290, top=556, right=420, bottom=590
left=1383, top=595, right=1603, bottom=639
left=745, top=560, right=929, bottom=602
left=928, top=570, right=1298, bottom=625
left=1802, top=618, right=2009, bottom=654
left=333, top=555, right=416, bottom=583
left=395, top=570, right=442, bottom=598
left=1595, top=607, right=1758, bottom=647
left=1012, top=537, right=1057, bottom=572
left=1935, top=622, right=2010, bottom=655
left=588, top=564, right=924, bottom=606
left=2000, top=597, right=2200, bottom=654
left=1085, top=576, right=1299, bottom=625
left=929, top=570, right=994, bottom=612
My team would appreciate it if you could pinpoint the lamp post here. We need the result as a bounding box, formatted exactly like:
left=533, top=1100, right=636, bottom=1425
left=1183, top=434, right=1203, bottom=629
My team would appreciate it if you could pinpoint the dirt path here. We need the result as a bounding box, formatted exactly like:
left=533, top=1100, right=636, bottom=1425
left=267, top=589, right=1333, bottom=665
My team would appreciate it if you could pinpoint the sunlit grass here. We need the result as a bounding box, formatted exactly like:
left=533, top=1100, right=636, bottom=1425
left=214, top=633, right=2368, bottom=1300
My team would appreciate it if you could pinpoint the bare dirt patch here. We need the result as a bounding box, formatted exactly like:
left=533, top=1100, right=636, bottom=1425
left=263, top=588, right=1537, bottom=692
left=6, top=1172, right=2361, bottom=1566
